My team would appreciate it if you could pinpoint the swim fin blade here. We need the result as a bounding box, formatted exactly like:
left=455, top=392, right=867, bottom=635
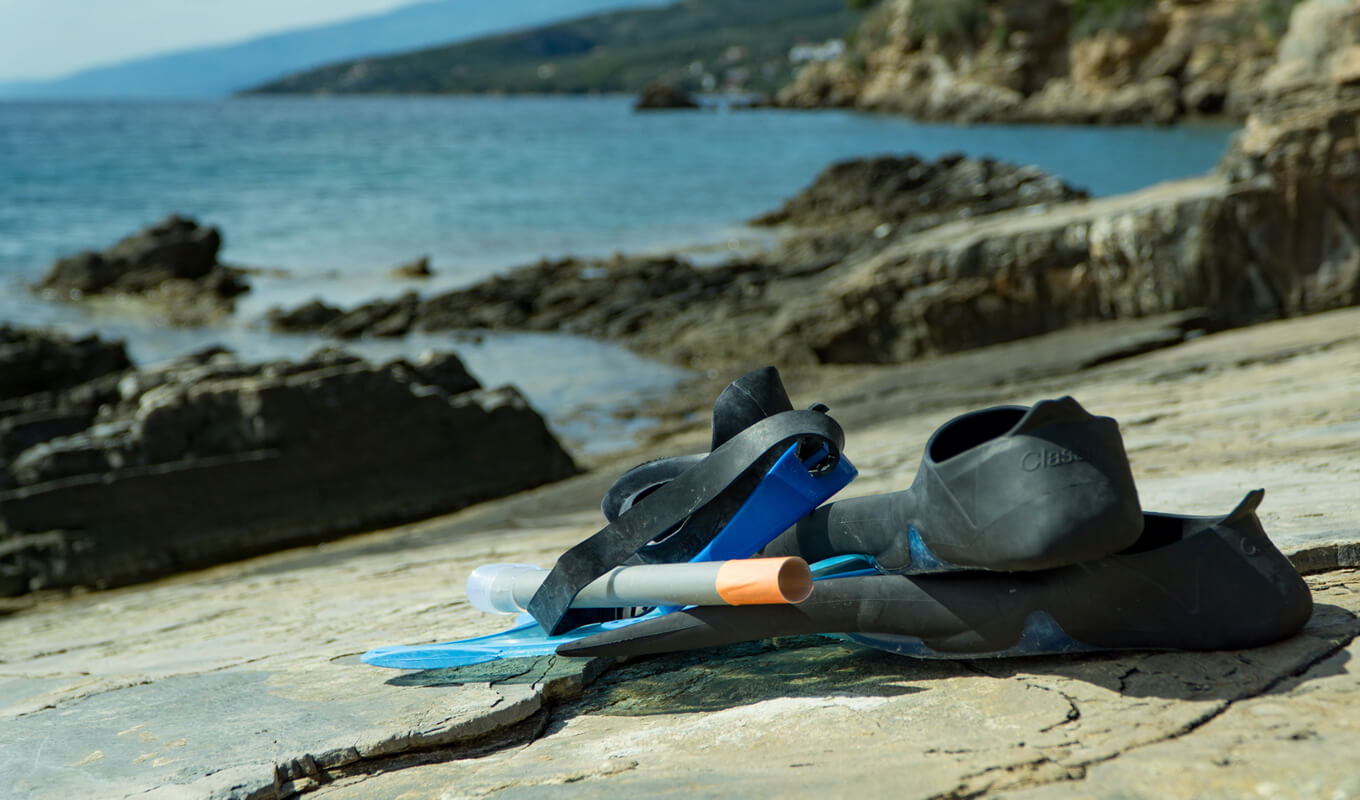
left=361, top=614, right=657, bottom=669
left=558, top=491, right=1313, bottom=659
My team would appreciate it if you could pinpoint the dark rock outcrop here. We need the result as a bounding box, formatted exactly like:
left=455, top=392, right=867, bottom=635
left=0, top=331, right=578, bottom=595
left=0, top=325, right=132, bottom=404
left=0, top=327, right=135, bottom=466
left=266, top=253, right=797, bottom=365
left=634, top=82, right=700, bottom=110
left=267, top=299, right=345, bottom=333
left=751, top=153, right=1088, bottom=232
left=268, top=292, right=421, bottom=339
left=36, top=216, right=250, bottom=325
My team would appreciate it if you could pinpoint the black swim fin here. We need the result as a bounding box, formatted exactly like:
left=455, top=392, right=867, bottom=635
left=557, top=491, right=1313, bottom=659
left=762, top=397, right=1143, bottom=573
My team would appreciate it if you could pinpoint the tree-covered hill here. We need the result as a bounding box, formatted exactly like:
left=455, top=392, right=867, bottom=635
left=0, top=0, right=660, bottom=99
left=245, top=0, right=860, bottom=96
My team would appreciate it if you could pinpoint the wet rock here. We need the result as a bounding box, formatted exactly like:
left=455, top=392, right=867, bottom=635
left=404, top=350, right=483, bottom=397
left=267, top=298, right=344, bottom=332
left=634, top=82, right=699, bottom=110
left=0, top=332, right=579, bottom=595
left=268, top=293, right=422, bottom=339
left=332, top=291, right=422, bottom=338
left=36, top=215, right=250, bottom=325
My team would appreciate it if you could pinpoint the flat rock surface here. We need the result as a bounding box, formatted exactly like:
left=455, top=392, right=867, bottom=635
left=3, top=307, right=1360, bottom=799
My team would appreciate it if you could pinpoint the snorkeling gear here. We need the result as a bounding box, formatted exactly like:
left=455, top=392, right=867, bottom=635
left=363, top=365, right=1312, bottom=672
left=558, top=491, right=1313, bottom=659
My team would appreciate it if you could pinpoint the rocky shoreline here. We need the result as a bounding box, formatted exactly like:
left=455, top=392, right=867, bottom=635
left=7, top=1, right=1360, bottom=599
left=248, top=89, right=1360, bottom=369
left=258, top=154, right=1098, bottom=364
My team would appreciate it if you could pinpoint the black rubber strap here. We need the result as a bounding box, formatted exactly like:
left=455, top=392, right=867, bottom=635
left=527, top=409, right=844, bottom=635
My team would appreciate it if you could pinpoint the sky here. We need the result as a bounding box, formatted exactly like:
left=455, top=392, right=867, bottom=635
left=0, top=0, right=414, bottom=82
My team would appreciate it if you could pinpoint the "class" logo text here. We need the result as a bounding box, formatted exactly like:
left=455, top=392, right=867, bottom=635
left=1021, top=448, right=1084, bottom=471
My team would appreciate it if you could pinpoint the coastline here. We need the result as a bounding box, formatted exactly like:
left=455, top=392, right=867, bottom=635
left=4, top=0, right=1360, bottom=793
left=0, top=95, right=1239, bottom=457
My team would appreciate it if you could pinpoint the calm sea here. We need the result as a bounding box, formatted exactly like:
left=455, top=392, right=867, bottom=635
left=0, top=96, right=1236, bottom=450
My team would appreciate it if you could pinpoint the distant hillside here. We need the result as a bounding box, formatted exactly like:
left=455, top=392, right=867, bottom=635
left=0, top=0, right=659, bottom=99
left=246, top=0, right=859, bottom=96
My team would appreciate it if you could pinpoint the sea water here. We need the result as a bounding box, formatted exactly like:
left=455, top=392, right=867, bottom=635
left=0, top=96, right=1236, bottom=449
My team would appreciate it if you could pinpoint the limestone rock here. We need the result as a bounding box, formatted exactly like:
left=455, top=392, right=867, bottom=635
left=773, top=59, right=861, bottom=108
left=3, top=306, right=1360, bottom=799
left=0, top=334, right=579, bottom=594
left=751, top=154, right=1088, bottom=231
left=772, top=96, right=1360, bottom=364
left=1263, top=0, right=1360, bottom=92
left=778, top=0, right=1283, bottom=124
left=1021, top=75, right=1180, bottom=124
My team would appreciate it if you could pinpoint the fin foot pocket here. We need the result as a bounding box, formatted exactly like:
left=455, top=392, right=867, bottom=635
left=764, top=396, right=1144, bottom=573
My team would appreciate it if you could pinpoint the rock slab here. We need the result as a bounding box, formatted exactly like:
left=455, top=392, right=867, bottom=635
left=0, top=332, right=579, bottom=595
left=0, top=307, right=1358, bottom=800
